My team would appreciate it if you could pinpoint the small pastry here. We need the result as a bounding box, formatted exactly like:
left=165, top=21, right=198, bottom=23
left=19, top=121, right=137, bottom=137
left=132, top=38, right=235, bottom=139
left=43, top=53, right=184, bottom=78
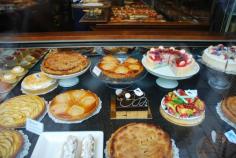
left=25, top=55, right=36, bottom=63
left=2, top=73, right=17, bottom=84
left=81, top=135, right=95, bottom=158
left=20, top=60, right=32, bottom=69
left=62, top=136, right=78, bottom=158
left=11, top=66, right=26, bottom=77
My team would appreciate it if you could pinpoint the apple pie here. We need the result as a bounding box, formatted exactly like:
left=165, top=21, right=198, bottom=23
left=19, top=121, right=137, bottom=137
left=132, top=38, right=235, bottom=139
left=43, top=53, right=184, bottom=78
left=98, top=56, right=144, bottom=79
left=106, top=123, right=173, bottom=158
left=221, top=96, right=236, bottom=123
left=0, top=129, right=23, bottom=158
left=41, top=49, right=89, bottom=75
left=0, top=95, right=46, bottom=128
left=49, top=89, right=99, bottom=121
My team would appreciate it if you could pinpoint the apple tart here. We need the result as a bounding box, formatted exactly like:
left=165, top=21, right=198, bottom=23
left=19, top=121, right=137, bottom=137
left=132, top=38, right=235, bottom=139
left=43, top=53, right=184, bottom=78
left=49, top=90, right=99, bottom=121
left=221, top=96, right=236, bottom=123
left=106, top=123, right=173, bottom=158
left=41, top=49, right=89, bottom=75
left=0, top=129, right=23, bottom=158
left=98, top=56, right=144, bottom=79
left=0, top=95, right=46, bottom=128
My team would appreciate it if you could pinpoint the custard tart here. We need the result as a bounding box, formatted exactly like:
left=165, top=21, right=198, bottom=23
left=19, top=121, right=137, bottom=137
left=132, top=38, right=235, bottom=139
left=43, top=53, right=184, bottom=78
left=49, top=90, right=99, bottom=121
left=0, top=95, right=46, bottom=128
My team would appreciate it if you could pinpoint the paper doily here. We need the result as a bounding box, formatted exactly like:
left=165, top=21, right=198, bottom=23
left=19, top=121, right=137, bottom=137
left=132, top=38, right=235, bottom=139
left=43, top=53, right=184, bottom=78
left=216, top=102, right=236, bottom=129
left=47, top=99, right=102, bottom=124
left=17, top=130, right=31, bottom=158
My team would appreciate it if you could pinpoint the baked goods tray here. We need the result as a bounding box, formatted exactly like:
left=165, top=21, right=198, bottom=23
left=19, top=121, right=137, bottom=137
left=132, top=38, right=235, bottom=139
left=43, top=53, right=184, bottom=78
left=31, top=131, right=104, bottom=158
left=90, top=64, right=147, bottom=86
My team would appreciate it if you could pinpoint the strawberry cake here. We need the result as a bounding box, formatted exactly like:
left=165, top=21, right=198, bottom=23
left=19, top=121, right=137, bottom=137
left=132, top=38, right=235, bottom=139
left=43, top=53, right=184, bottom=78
left=145, top=46, right=195, bottom=76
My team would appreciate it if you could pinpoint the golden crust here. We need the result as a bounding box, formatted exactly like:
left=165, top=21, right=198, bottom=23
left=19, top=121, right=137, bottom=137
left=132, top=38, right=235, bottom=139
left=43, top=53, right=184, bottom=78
left=49, top=90, right=99, bottom=121
left=0, top=95, right=46, bottom=128
left=107, top=123, right=173, bottom=158
left=41, top=50, right=89, bottom=75
left=98, top=56, right=144, bottom=79
left=221, top=96, right=236, bottom=123
left=0, top=129, right=23, bottom=158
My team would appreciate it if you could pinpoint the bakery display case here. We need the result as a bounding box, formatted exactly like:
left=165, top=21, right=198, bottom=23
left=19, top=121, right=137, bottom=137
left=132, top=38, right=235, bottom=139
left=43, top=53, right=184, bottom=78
left=0, top=34, right=235, bottom=158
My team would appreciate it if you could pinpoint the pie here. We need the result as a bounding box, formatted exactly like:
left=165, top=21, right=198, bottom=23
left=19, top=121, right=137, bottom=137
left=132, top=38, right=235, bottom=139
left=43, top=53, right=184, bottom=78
left=49, top=90, right=99, bottom=121
left=41, top=49, right=89, bottom=75
left=106, top=123, right=173, bottom=158
left=0, top=129, right=23, bottom=158
left=98, top=56, right=144, bottom=79
left=221, top=96, right=236, bottom=123
left=0, top=95, right=46, bottom=128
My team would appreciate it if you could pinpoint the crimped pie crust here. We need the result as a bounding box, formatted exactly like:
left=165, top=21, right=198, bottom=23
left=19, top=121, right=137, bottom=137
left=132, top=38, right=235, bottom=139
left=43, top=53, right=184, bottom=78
left=221, top=96, right=236, bottom=123
left=106, top=123, right=173, bottom=158
left=49, top=90, right=99, bottom=121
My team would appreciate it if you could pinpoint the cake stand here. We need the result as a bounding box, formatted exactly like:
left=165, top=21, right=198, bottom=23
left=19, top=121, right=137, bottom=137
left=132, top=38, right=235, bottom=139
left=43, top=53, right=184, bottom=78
left=42, top=61, right=91, bottom=88
left=142, top=55, right=200, bottom=89
left=90, top=63, right=147, bottom=89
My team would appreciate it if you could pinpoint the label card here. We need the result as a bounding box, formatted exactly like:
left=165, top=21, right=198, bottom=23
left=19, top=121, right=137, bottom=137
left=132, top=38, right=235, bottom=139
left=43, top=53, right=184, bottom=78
left=93, top=66, right=101, bottom=76
left=224, top=130, right=236, bottom=144
left=26, top=118, right=44, bottom=135
left=134, top=88, right=144, bottom=97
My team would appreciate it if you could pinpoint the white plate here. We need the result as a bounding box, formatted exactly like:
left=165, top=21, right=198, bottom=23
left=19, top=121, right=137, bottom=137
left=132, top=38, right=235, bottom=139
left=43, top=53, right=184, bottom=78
left=31, top=131, right=104, bottom=158
left=142, top=55, right=200, bottom=80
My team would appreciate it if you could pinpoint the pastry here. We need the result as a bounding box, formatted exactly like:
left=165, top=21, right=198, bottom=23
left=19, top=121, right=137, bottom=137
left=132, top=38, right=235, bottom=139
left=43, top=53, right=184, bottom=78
left=81, top=135, right=95, bottom=158
left=0, top=81, right=12, bottom=102
left=202, top=44, right=236, bottom=73
left=25, top=55, right=36, bottom=63
left=0, top=95, right=46, bottom=128
left=221, top=96, right=236, bottom=123
left=2, top=73, right=17, bottom=84
left=160, top=89, right=205, bottom=126
left=49, top=89, right=99, bottom=121
left=11, top=66, right=26, bottom=77
left=20, top=60, right=32, bottom=69
left=62, top=136, right=78, bottom=158
left=145, top=46, right=196, bottom=76
left=0, top=129, right=23, bottom=158
left=98, top=55, right=144, bottom=79
left=21, top=72, right=58, bottom=95
left=41, top=49, right=89, bottom=75
left=106, top=123, right=173, bottom=158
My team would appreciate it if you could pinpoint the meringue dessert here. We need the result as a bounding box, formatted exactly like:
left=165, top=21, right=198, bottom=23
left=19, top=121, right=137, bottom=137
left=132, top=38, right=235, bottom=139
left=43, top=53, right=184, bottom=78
left=62, top=136, right=78, bottom=158
left=81, top=135, right=95, bottom=158
left=2, top=73, right=17, bottom=84
left=11, top=66, right=26, bottom=77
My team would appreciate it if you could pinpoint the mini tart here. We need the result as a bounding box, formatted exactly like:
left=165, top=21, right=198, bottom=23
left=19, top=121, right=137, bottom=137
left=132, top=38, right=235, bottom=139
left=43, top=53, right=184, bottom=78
left=21, top=72, right=58, bottom=95
left=2, top=73, right=17, bottom=84
left=25, top=55, right=36, bottom=63
left=11, top=66, right=26, bottom=77
left=0, top=129, right=23, bottom=158
left=98, top=55, right=144, bottom=79
left=0, top=95, right=46, bottom=128
left=106, top=123, right=173, bottom=158
left=49, top=89, right=99, bottom=121
left=221, top=96, right=236, bottom=123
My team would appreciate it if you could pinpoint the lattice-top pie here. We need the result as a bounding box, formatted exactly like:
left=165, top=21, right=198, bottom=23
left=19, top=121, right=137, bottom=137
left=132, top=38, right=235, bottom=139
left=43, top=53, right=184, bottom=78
left=0, top=129, right=23, bottom=158
left=41, top=49, right=89, bottom=75
left=49, top=90, right=99, bottom=121
left=106, top=123, right=173, bottom=158
left=98, top=56, right=144, bottom=79
left=0, top=95, right=45, bottom=128
left=221, top=96, right=236, bottom=123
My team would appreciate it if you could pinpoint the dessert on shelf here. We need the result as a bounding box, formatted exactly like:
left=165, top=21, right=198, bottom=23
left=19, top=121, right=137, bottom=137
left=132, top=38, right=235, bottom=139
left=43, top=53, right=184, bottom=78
left=0, top=81, right=12, bottom=102
left=160, top=89, right=205, bottom=126
left=145, top=46, right=196, bottom=76
left=202, top=44, right=236, bottom=73
left=221, top=96, right=236, bottom=123
left=102, top=47, right=134, bottom=55
left=106, top=123, right=173, bottom=158
left=11, top=66, right=26, bottom=77
left=49, top=89, right=99, bottom=121
left=61, top=136, right=78, bottom=158
left=81, top=135, right=95, bottom=158
left=2, top=73, right=17, bottom=84
left=0, top=95, right=46, bottom=128
left=98, top=55, right=144, bottom=79
left=41, top=49, right=89, bottom=75
left=21, top=72, right=58, bottom=95
left=0, top=129, right=23, bottom=158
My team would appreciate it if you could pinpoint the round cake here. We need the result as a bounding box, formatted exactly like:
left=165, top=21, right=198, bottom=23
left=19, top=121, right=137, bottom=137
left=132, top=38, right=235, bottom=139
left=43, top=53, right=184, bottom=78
left=106, top=123, right=173, bottom=158
left=202, top=44, right=236, bottom=73
left=0, top=129, right=23, bottom=158
left=221, top=96, right=236, bottom=123
left=49, top=89, right=100, bottom=121
left=21, top=72, right=58, bottom=95
left=41, top=49, right=89, bottom=75
left=145, top=46, right=195, bottom=76
left=98, top=55, right=144, bottom=79
left=160, top=89, right=205, bottom=126
left=0, top=95, right=46, bottom=128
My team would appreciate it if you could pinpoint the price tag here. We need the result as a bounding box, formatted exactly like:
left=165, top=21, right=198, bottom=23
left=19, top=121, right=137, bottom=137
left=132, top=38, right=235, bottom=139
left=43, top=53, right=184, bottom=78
left=93, top=66, right=101, bottom=76
left=224, top=130, right=236, bottom=144
left=26, top=118, right=44, bottom=135
left=134, top=88, right=144, bottom=97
